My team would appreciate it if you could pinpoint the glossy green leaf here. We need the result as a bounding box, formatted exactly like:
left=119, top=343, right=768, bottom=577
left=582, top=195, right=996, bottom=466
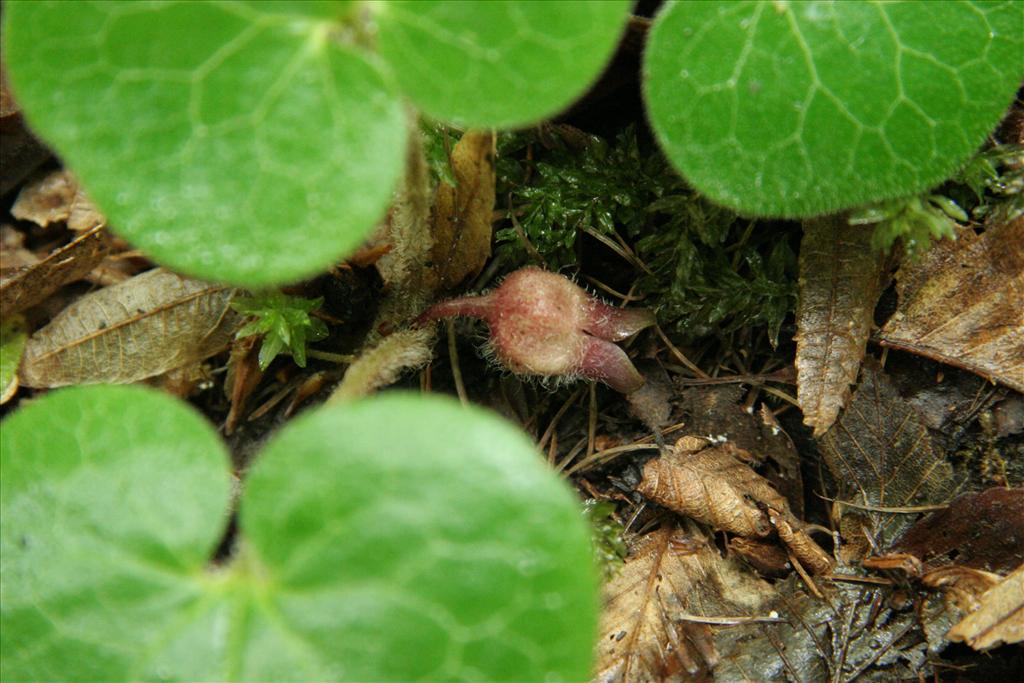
left=375, top=0, right=631, bottom=128
left=1, top=389, right=598, bottom=681
left=644, top=0, right=1024, bottom=217
left=2, top=1, right=405, bottom=286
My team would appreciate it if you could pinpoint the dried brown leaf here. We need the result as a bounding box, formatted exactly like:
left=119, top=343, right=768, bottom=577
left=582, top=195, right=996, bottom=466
left=223, top=335, right=264, bottom=436
left=716, top=575, right=959, bottom=682
left=890, top=487, right=1024, bottom=573
left=0, top=225, right=112, bottom=317
left=795, top=218, right=888, bottom=436
left=10, top=169, right=105, bottom=231
left=19, top=268, right=240, bottom=387
left=728, top=537, right=791, bottom=578
left=0, top=225, right=38, bottom=278
left=768, top=509, right=835, bottom=576
left=638, top=438, right=786, bottom=538
left=820, top=362, right=956, bottom=553
left=679, top=386, right=805, bottom=516
left=428, top=130, right=496, bottom=290
left=638, top=436, right=834, bottom=574
left=879, top=217, right=1024, bottom=392
left=947, top=564, right=1024, bottom=650
left=594, top=527, right=776, bottom=683
left=922, top=565, right=1002, bottom=613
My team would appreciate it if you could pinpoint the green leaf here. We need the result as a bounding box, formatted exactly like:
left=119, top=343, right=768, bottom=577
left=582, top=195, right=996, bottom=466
left=0, top=315, right=27, bottom=402
left=375, top=0, right=631, bottom=128
left=1, top=388, right=598, bottom=681
left=0, top=385, right=233, bottom=681
left=240, top=394, right=599, bottom=682
left=2, top=1, right=405, bottom=287
left=232, top=292, right=327, bottom=369
left=644, top=0, right=1024, bottom=217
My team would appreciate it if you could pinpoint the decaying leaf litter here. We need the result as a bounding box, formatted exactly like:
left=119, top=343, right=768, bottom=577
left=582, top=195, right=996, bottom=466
left=2, top=25, right=1023, bottom=683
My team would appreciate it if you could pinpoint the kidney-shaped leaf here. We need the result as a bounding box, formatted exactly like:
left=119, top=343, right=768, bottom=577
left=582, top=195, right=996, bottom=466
left=2, top=1, right=405, bottom=287
left=644, top=1, right=1024, bottom=217
left=375, top=0, right=632, bottom=128
left=0, top=387, right=598, bottom=682
left=0, top=385, right=233, bottom=681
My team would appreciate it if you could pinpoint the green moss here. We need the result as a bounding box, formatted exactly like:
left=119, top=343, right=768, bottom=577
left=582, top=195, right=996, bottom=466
left=582, top=499, right=627, bottom=580
left=496, top=126, right=798, bottom=343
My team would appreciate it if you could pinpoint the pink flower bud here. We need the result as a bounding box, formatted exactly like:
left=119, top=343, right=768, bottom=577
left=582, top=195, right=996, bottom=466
left=416, top=267, right=655, bottom=393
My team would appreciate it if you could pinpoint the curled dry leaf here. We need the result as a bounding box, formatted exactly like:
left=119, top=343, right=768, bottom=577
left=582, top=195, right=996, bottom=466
left=795, top=217, right=888, bottom=436
left=879, top=217, right=1024, bottom=392
left=922, top=565, right=1002, bottom=613
left=10, top=168, right=105, bottom=231
left=638, top=436, right=832, bottom=573
left=594, top=526, right=776, bottom=683
left=639, top=437, right=785, bottom=538
left=947, top=565, right=1024, bottom=651
left=767, top=509, right=835, bottom=576
left=728, top=537, right=791, bottom=578
left=0, top=225, right=112, bottom=317
left=428, top=130, right=496, bottom=289
left=19, top=268, right=240, bottom=387
left=678, top=386, right=805, bottom=517
left=820, top=361, right=956, bottom=555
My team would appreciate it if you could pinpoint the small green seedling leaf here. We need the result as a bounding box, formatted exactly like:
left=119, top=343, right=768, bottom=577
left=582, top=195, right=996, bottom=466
left=2, top=1, right=405, bottom=286
left=644, top=0, right=1024, bottom=217
left=0, top=315, right=27, bottom=403
left=375, top=0, right=632, bottom=128
left=850, top=194, right=961, bottom=259
left=1, top=387, right=598, bottom=682
left=232, top=291, right=328, bottom=368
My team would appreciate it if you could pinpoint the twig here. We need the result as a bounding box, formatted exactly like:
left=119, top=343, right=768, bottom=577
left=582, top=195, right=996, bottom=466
left=305, top=349, right=355, bottom=364
left=761, top=384, right=799, bottom=407
left=583, top=275, right=647, bottom=302
left=826, top=573, right=893, bottom=586
left=816, top=493, right=950, bottom=514
left=445, top=319, right=468, bottom=406
left=538, top=386, right=586, bottom=452
left=788, top=551, right=823, bottom=599
left=587, top=382, right=597, bottom=459
left=675, top=613, right=786, bottom=626
left=655, top=325, right=710, bottom=379
left=556, top=435, right=588, bottom=473
left=567, top=442, right=662, bottom=475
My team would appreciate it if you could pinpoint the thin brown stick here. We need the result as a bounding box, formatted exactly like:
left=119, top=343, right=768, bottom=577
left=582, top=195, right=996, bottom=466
left=789, top=552, right=823, bottom=599
left=567, top=442, right=662, bottom=475
left=538, top=386, right=586, bottom=452
left=675, top=613, right=786, bottom=626
left=587, top=382, right=597, bottom=459
left=445, top=319, right=468, bottom=406
left=656, top=325, right=710, bottom=379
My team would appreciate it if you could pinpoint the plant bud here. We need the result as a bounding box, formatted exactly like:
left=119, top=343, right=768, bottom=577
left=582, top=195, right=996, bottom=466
left=416, top=267, right=655, bottom=393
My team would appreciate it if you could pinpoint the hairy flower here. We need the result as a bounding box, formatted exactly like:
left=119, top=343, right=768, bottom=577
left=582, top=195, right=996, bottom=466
left=417, top=267, right=654, bottom=392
